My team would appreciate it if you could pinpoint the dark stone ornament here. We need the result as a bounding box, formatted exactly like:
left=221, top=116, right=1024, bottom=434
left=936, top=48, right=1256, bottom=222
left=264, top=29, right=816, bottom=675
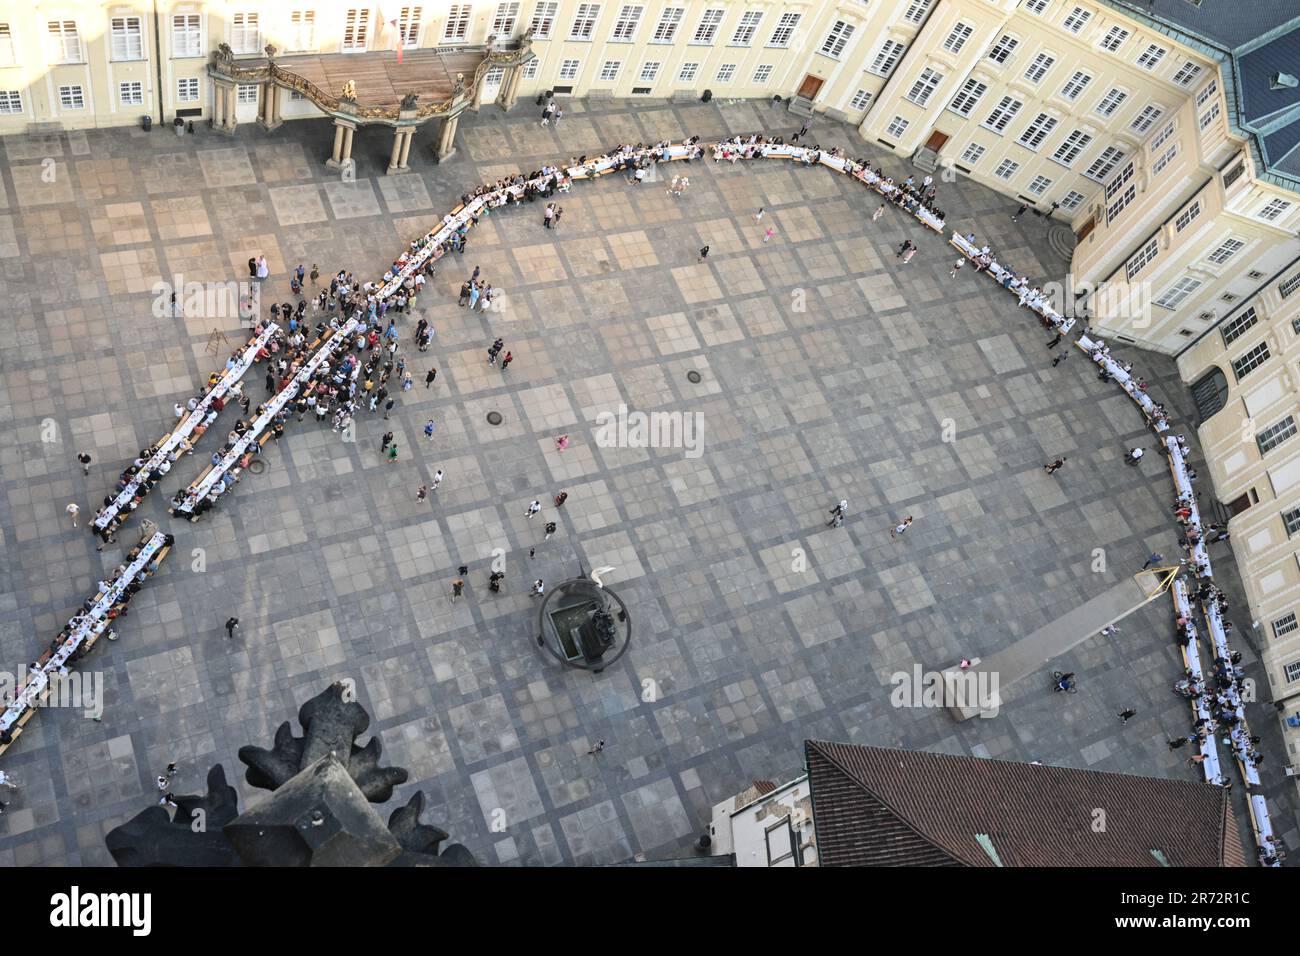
left=105, top=684, right=478, bottom=867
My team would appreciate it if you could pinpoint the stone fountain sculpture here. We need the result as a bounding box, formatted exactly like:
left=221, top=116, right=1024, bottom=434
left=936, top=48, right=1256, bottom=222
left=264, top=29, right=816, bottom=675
left=106, top=684, right=478, bottom=867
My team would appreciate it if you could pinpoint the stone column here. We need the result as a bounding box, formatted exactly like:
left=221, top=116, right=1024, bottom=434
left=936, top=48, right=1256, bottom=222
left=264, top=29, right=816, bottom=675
left=436, top=114, right=459, bottom=162
left=326, top=118, right=357, bottom=170
left=472, top=70, right=491, bottom=110
left=386, top=127, right=406, bottom=174
left=258, top=82, right=282, bottom=131
left=213, top=81, right=238, bottom=134
left=496, top=65, right=522, bottom=111
left=398, top=128, right=413, bottom=169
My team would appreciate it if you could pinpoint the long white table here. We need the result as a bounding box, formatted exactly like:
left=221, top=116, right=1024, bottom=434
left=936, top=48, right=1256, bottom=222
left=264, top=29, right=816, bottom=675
left=93, top=324, right=279, bottom=532
left=1, top=532, right=171, bottom=736
left=1076, top=334, right=1170, bottom=432
left=950, top=233, right=1076, bottom=335
left=1172, top=578, right=1223, bottom=783
left=174, top=318, right=360, bottom=515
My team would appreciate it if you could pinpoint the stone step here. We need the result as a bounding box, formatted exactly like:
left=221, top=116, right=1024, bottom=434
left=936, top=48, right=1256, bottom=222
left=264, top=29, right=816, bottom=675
left=26, top=121, right=63, bottom=135
left=786, top=96, right=814, bottom=118
left=1047, top=224, right=1077, bottom=263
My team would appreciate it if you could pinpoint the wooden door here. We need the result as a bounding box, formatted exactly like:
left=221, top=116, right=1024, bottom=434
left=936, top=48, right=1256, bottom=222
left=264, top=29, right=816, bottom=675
left=797, top=74, right=824, bottom=100
left=924, top=130, right=949, bottom=152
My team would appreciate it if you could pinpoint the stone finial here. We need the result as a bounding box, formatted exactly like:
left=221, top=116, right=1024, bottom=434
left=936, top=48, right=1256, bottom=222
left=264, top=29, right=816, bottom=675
left=341, top=79, right=358, bottom=102
left=401, top=91, right=419, bottom=110
left=214, top=42, right=234, bottom=65
left=264, top=43, right=277, bottom=60
left=453, top=72, right=465, bottom=96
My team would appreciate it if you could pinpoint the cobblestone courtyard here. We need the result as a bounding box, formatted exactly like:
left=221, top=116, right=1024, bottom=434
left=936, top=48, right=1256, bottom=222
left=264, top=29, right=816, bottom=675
left=0, top=98, right=1293, bottom=865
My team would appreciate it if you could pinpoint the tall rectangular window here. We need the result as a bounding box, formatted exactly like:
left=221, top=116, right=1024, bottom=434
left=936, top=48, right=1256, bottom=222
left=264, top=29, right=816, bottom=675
left=652, top=7, right=684, bottom=42
left=1175, top=201, right=1202, bottom=233
left=1098, top=25, right=1129, bottom=52
left=172, top=14, right=202, bottom=57
left=869, top=40, right=906, bottom=77
left=1283, top=508, right=1300, bottom=537
left=730, top=10, right=762, bottom=46
left=943, top=22, right=973, bottom=53
left=1017, top=112, right=1058, bottom=151
left=1207, top=238, right=1246, bottom=267
left=493, top=2, right=520, bottom=35
left=48, top=20, right=83, bottom=62
left=1220, top=307, right=1257, bottom=344
left=530, top=2, right=558, bottom=38
left=1257, top=417, right=1297, bottom=455
left=1106, top=184, right=1136, bottom=224
left=1130, top=104, right=1163, bottom=134
left=1105, top=162, right=1135, bottom=200
left=1023, top=52, right=1055, bottom=83
left=109, top=16, right=144, bottom=60
left=1258, top=198, right=1293, bottom=222
left=1231, top=342, right=1270, bottom=381
left=344, top=8, right=371, bottom=50
left=570, top=3, right=602, bottom=40
left=821, top=20, right=855, bottom=59
left=906, top=68, right=944, bottom=107
left=1062, top=6, right=1091, bottom=32
left=0, top=24, right=14, bottom=68
left=1060, top=70, right=1091, bottom=101
left=982, top=95, right=1024, bottom=133
left=1152, top=120, right=1177, bottom=150
left=443, top=4, right=471, bottom=42
left=1060, top=189, right=1085, bottom=211
left=988, top=34, right=1018, bottom=63
left=1136, top=43, right=1167, bottom=70
left=948, top=78, right=988, bottom=117
left=1172, top=60, right=1203, bottom=87
left=690, top=8, right=724, bottom=44
left=230, top=13, right=259, bottom=54
left=768, top=12, right=800, bottom=47
left=1155, top=276, right=1202, bottom=310
left=397, top=7, right=422, bottom=47
left=904, top=0, right=934, bottom=24
left=1051, top=129, right=1091, bottom=166
left=1125, top=237, right=1158, bottom=279
left=1084, top=145, right=1125, bottom=181
left=610, top=5, right=643, bottom=41
left=1095, top=87, right=1128, bottom=117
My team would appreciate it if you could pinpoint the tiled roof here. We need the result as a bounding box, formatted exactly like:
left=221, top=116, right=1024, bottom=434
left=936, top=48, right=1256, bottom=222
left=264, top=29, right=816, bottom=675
left=806, top=741, right=1246, bottom=867
left=1098, top=0, right=1300, bottom=52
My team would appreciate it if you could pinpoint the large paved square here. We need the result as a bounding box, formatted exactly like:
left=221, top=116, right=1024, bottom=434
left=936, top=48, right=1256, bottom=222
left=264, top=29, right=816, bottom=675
left=0, top=98, right=1293, bottom=866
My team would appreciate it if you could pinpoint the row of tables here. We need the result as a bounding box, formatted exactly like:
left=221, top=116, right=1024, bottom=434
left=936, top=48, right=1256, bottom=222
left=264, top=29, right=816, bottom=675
left=0, top=532, right=173, bottom=753
left=172, top=318, right=361, bottom=516
left=92, top=324, right=280, bottom=534
left=1065, top=334, right=1278, bottom=863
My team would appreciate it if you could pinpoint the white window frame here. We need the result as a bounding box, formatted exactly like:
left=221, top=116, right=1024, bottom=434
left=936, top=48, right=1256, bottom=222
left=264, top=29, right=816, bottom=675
left=869, top=39, right=906, bottom=77
left=820, top=20, right=855, bottom=59
left=171, top=14, right=203, bottom=58
left=767, top=12, right=800, bottom=48
left=652, top=7, right=683, bottom=43
left=58, top=84, right=85, bottom=109
left=119, top=80, right=144, bottom=106
left=690, top=8, right=724, bottom=45
left=1060, top=70, right=1091, bottom=101
left=948, top=78, right=988, bottom=117
left=48, top=20, right=83, bottom=63
left=110, top=15, right=144, bottom=61
left=229, top=12, right=260, bottom=55
left=343, top=8, right=371, bottom=51
left=530, top=2, right=558, bottom=39
left=558, top=58, right=581, bottom=80
left=730, top=10, right=762, bottom=47
left=994, top=158, right=1020, bottom=181
left=1095, top=87, right=1128, bottom=118
left=1023, top=51, right=1055, bottom=84
left=1155, top=276, right=1203, bottom=310
left=176, top=76, right=200, bottom=103
left=570, top=3, right=602, bottom=41
left=906, top=68, right=944, bottom=107
left=442, top=4, right=470, bottom=43
left=960, top=142, right=986, bottom=164
left=982, top=95, right=1024, bottom=134
left=493, top=2, right=520, bottom=36
left=942, top=21, right=973, bottom=54
left=598, top=59, right=621, bottom=81
left=610, top=4, right=643, bottom=42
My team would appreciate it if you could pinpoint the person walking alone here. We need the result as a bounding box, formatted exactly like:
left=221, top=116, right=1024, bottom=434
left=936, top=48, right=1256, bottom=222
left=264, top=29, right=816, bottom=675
left=425, top=368, right=438, bottom=388
left=890, top=516, right=913, bottom=539
left=1044, top=458, right=1067, bottom=475
left=827, top=499, right=848, bottom=528
left=1117, top=708, right=1136, bottom=725
left=225, top=617, right=240, bottom=639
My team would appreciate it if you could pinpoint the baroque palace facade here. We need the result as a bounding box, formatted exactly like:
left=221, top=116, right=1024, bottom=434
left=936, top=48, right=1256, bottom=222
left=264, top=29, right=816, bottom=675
left=4, top=0, right=1300, bottom=763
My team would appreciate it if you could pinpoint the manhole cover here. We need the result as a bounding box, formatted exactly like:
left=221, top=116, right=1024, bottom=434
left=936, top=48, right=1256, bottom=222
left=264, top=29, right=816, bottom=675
left=486, top=411, right=504, bottom=426
left=248, top=459, right=267, bottom=475
left=686, top=370, right=702, bottom=384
